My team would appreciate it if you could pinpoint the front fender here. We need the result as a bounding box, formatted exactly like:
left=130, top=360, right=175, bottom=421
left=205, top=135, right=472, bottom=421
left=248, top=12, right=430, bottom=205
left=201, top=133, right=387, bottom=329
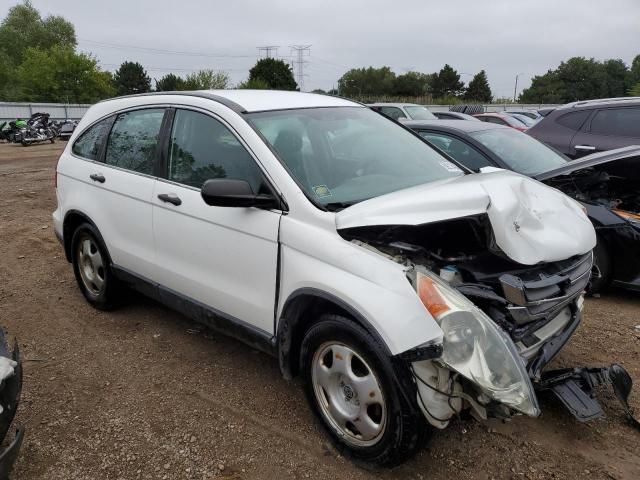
left=277, top=218, right=443, bottom=356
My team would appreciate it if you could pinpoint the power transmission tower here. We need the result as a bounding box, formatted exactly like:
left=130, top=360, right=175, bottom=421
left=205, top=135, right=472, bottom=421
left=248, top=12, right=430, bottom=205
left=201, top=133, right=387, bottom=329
left=257, top=46, right=279, bottom=58
left=290, top=45, right=311, bottom=91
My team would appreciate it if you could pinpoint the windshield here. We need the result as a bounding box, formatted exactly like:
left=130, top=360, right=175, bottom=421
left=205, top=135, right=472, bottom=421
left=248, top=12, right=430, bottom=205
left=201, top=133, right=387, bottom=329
left=469, top=128, right=568, bottom=175
left=247, top=107, right=464, bottom=209
left=404, top=106, right=437, bottom=120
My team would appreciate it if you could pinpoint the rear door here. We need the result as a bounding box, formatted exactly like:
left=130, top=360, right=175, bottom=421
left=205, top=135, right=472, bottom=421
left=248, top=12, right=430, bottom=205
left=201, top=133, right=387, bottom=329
left=66, top=108, right=166, bottom=280
left=532, top=109, right=592, bottom=156
left=152, top=108, right=282, bottom=334
left=571, top=107, right=640, bottom=157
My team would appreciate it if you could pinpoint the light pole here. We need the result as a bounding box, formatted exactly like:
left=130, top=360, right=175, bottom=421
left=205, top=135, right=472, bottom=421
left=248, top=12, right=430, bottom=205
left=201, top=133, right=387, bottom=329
left=514, top=72, right=525, bottom=103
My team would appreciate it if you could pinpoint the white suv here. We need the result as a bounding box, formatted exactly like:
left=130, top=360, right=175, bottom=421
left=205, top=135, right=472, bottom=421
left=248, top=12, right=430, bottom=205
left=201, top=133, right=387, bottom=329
left=54, top=90, right=602, bottom=466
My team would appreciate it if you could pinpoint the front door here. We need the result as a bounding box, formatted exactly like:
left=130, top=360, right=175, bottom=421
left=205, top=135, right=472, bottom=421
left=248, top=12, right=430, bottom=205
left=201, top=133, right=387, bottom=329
left=152, top=108, right=282, bottom=334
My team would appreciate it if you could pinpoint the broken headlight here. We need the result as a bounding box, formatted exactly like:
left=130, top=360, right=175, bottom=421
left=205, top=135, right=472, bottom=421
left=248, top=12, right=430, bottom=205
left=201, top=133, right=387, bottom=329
left=410, top=268, right=540, bottom=417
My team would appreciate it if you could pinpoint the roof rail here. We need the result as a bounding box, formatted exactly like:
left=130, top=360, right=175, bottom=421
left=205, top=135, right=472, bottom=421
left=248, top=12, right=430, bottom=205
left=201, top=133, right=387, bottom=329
left=559, top=97, right=640, bottom=110
left=101, top=91, right=246, bottom=114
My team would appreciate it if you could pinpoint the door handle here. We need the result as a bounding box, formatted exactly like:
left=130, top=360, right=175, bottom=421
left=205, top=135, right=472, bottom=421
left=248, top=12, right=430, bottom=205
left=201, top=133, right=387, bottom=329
left=157, top=193, right=182, bottom=206
left=574, top=145, right=596, bottom=151
left=89, top=173, right=105, bottom=183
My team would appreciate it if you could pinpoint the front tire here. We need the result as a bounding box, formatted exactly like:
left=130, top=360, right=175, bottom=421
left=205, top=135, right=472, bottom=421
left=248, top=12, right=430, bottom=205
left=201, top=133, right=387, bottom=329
left=71, top=223, right=121, bottom=310
left=300, top=315, right=430, bottom=467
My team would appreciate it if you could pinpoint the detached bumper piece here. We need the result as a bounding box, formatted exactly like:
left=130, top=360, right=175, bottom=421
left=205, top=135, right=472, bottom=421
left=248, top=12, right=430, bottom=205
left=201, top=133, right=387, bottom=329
left=0, top=331, right=23, bottom=480
left=535, top=364, right=640, bottom=429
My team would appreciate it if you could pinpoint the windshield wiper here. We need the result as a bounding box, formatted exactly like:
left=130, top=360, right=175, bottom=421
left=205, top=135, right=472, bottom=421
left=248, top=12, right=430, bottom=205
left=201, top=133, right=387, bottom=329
left=324, top=202, right=354, bottom=212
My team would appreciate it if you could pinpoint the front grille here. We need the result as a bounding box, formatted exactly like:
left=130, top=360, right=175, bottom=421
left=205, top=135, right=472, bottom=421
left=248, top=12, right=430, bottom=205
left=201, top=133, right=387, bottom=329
left=500, top=252, right=593, bottom=326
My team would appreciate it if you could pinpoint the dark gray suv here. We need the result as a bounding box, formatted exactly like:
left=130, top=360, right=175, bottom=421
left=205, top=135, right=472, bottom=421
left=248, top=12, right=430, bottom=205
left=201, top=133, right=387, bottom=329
left=527, top=97, right=640, bottom=158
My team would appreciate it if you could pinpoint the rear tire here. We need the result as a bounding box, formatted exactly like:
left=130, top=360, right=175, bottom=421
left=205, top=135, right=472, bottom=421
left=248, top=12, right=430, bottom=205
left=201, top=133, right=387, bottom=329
left=300, top=314, right=430, bottom=467
left=71, top=223, right=121, bottom=310
left=590, top=237, right=612, bottom=294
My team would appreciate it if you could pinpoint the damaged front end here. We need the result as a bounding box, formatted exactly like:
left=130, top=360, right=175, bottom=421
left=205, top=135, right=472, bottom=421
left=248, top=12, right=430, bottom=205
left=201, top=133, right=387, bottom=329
left=341, top=214, right=638, bottom=430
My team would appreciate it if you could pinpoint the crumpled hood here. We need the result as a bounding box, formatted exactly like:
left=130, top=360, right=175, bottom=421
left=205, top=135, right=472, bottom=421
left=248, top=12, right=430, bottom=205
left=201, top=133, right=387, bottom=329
left=336, top=170, right=596, bottom=265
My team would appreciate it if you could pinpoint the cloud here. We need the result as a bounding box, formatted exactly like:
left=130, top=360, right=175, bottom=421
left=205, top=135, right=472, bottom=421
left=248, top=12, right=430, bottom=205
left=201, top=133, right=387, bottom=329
left=16, top=0, right=640, bottom=96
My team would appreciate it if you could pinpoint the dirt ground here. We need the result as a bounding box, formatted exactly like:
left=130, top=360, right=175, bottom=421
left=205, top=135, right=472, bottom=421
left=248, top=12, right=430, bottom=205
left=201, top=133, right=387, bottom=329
left=0, top=141, right=638, bottom=480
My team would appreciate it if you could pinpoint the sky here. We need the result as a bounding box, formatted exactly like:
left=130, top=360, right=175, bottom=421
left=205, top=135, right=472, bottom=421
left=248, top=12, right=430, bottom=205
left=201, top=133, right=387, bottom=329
left=3, top=0, right=639, bottom=98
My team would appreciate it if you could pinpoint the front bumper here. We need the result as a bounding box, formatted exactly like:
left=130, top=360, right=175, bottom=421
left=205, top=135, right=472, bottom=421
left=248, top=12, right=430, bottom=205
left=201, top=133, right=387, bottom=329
left=520, top=305, right=639, bottom=429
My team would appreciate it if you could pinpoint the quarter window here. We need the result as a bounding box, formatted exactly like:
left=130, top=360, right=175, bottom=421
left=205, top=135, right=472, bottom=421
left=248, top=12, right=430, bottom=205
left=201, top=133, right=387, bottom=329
left=105, top=109, right=165, bottom=175
left=168, top=109, right=267, bottom=192
left=72, top=117, right=111, bottom=160
left=556, top=111, right=590, bottom=131
left=590, top=108, right=640, bottom=137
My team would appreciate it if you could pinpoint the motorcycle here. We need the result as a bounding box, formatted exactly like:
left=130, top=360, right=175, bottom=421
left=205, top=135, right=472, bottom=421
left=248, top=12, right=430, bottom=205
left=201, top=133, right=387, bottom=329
left=3, top=119, right=28, bottom=143
left=20, top=112, right=55, bottom=146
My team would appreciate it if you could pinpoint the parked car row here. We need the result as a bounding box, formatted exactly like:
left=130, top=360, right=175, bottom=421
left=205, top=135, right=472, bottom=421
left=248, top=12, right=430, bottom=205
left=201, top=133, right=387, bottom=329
left=53, top=90, right=638, bottom=468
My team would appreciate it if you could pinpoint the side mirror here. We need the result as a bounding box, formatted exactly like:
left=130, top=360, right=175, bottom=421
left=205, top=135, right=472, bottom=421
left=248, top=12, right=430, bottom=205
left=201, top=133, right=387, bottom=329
left=201, top=178, right=279, bottom=209
left=397, top=116, right=408, bottom=123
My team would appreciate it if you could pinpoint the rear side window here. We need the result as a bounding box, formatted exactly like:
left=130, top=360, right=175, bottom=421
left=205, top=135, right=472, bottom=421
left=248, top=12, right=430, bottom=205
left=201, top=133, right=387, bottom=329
left=556, top=111, right=590, bottom=131
left=589, top=108, right=640, bottom=137
left=419, top=131, right=492, bottom=171
left=72, top=118, right=111, bottom=160
left=168, top=109, right=267, bottom=192
left=379, top=106, right=404, bottom=120
left=485, top=117, right=505, bottom=125
left=105, top=109, right=165, bottom=175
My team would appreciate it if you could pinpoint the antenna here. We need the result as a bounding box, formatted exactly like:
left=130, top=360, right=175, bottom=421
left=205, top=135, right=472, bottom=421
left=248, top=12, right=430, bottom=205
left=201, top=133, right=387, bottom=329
left=290, top=45, right=311, bottom=91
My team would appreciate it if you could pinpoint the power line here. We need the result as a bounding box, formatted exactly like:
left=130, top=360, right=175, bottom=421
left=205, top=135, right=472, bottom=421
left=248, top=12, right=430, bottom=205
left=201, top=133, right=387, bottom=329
left=78, top=38, right=256, bottom=58
left=290, top=45, right=311, bottom=91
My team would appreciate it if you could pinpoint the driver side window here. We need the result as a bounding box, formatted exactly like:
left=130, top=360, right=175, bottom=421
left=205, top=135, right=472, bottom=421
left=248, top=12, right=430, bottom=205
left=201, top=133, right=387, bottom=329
left=168, top=109, right=267, bottom=193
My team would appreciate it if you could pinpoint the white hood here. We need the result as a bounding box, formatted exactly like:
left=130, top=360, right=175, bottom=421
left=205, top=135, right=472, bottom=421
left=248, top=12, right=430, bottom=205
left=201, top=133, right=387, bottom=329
left=336, top=170, right=596, bottom=265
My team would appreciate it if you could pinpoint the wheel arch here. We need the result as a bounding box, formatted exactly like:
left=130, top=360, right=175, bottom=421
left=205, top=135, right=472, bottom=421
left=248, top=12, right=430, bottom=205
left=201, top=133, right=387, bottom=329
left=62, top=210, right=108, bottom=263
left=277, top=288, right=391, bottom=380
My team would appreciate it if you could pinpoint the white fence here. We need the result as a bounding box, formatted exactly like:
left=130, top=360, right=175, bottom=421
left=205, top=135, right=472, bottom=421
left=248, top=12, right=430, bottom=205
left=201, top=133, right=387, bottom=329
left=0, top=101, right=562, bottom=122
left=427, top=104, right=562, bottom=113
left=0, top=102, right=91, bottom=122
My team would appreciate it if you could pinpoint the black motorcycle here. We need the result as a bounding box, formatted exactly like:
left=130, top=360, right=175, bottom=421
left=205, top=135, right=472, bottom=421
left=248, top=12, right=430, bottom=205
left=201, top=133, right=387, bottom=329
left=20, top=112, right=55, bottom=146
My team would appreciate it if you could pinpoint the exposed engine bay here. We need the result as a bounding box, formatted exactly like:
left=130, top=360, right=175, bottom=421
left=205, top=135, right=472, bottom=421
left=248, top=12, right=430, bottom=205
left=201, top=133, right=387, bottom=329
left=545, top=164, right=640, bottom=216
left=340, top=217, right=639, bottom=430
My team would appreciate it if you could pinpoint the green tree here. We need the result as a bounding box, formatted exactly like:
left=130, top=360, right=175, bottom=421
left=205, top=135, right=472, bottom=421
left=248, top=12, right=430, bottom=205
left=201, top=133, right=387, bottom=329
left=237, top=78, right=270, bottom=89
left=248, top=58, right=297, bottom=90
left=520, top=56, right=640, bottom=103
left=630, top=82, right=640, bottom=96
left=183, top=69, right=230, bottom=89
left=0, top=1, right=76, bottom=65
left=601, top=59, right=630, bottom=97
left=113, top=61, right=151, bottom=95
left=16, top=45, right=114, bottom=102
left=628, top=55, right=640, bottom=89
left=464, top=70, right=492, bottom=102
left=0, top=50, right=14, bottom=100
left=393, top=71, right=430, bottom=96
left=155, top=73, right=186, bottom=91
left=519, top=70, right=565, bottom=103
left=431, top=64, right=464, bottom=98
left=338, top=66, right=396, bottom=96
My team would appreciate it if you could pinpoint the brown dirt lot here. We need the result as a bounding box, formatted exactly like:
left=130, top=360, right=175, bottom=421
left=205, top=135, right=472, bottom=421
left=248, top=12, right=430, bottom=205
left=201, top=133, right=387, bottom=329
left=0, top=141, right=639, bottom=480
